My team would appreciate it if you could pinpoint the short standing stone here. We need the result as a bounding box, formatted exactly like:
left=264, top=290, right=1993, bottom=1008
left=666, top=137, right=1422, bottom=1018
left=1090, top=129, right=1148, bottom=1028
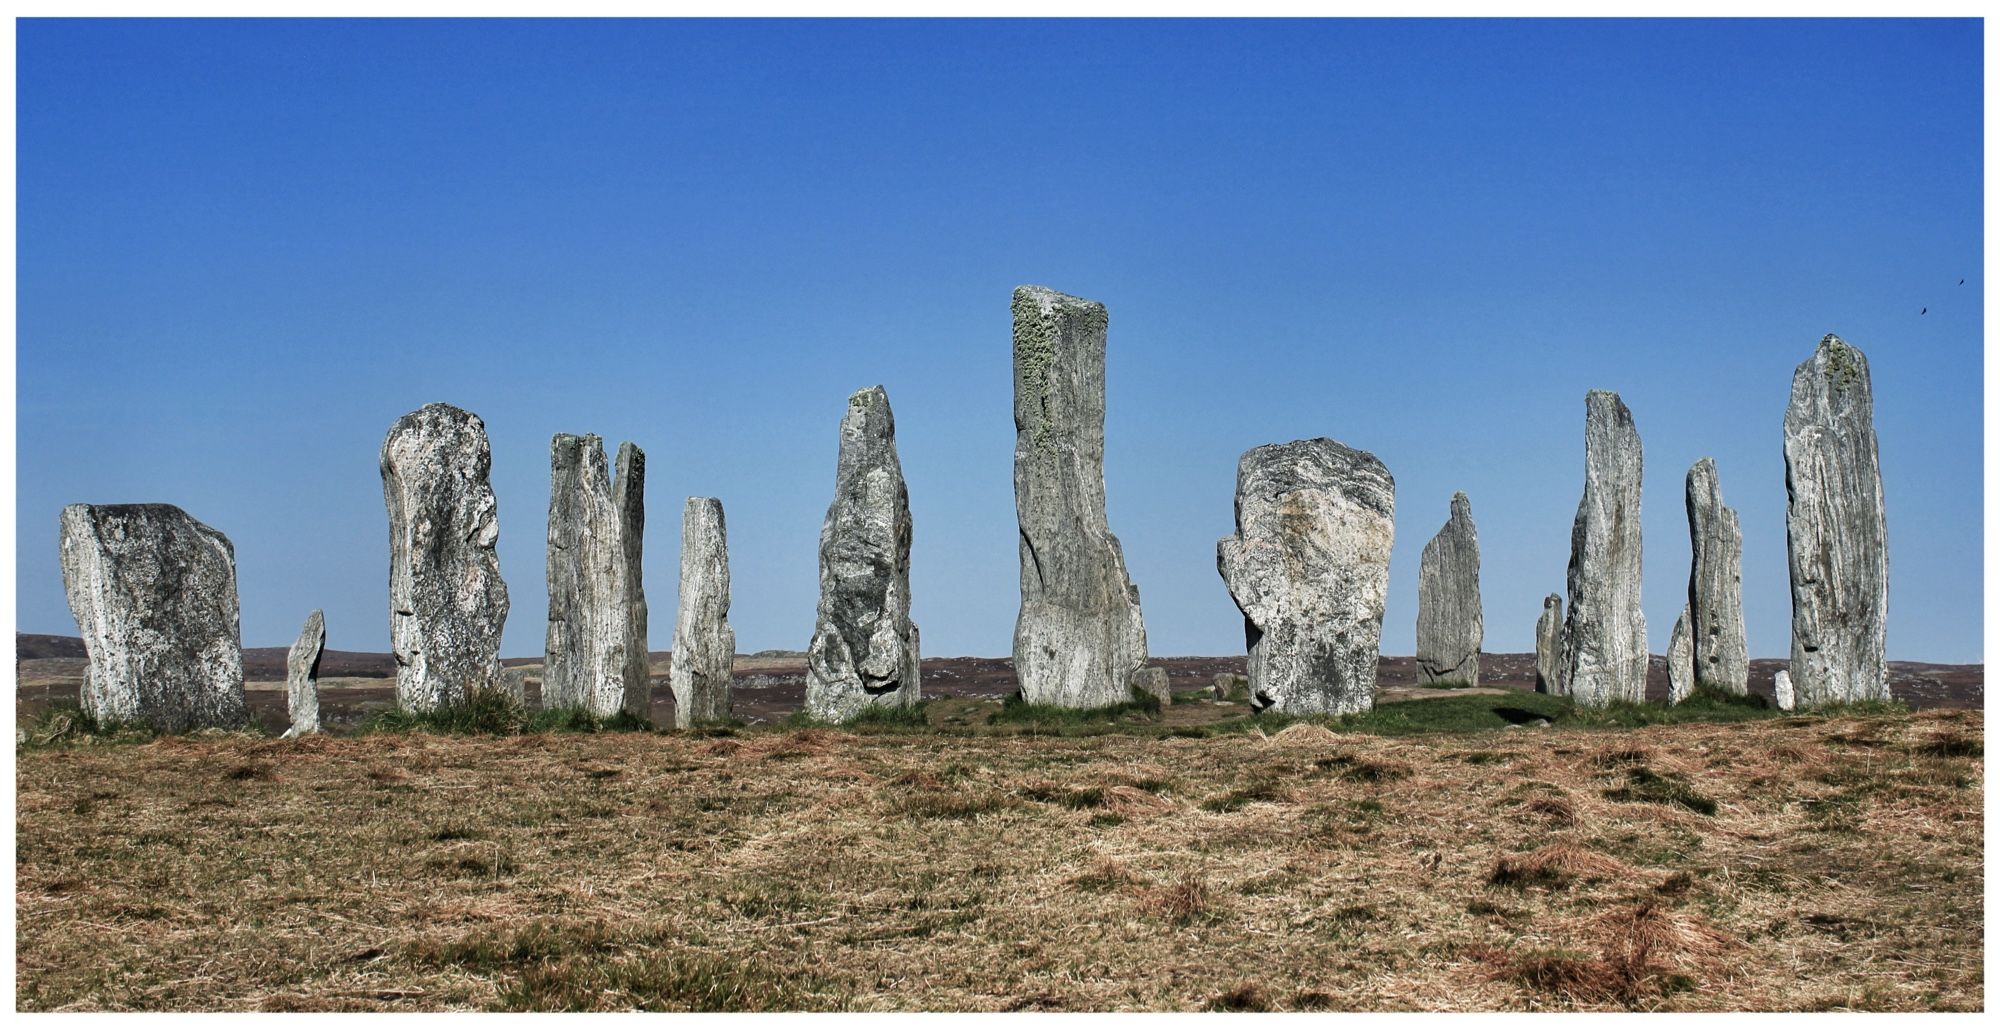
left=1217, top=438, right=1395, bottom=716
left=1416, top=492, right=1482, bottom=686
left=283, top=609, right=325, bottom=737
left=670, top=497, right=735, bottom=728
left=1212, top=673, right=1248, bottom=702
left=381, top=403, right=509, bottom=713
left=1774, top=669, right=1795, bottom=712
left=544, top=434, right=649, bottom=720
left=1667, top=606, right=1694, bottom=706
left=1130, top=667, right=1172, bottom=706
left=1012, top=285, right=1149, bottom=708
left=806, top=386, right=921, bottom=723
left=1783, top=334, right=1890, bottom=705
left=1560, top=390, right=1647, bottom=707
left=1686, top=457, right=1749, bottom=695
left=1535, top=593, right=1565, bottom=694
left=58, top=503, right=247, bottom=732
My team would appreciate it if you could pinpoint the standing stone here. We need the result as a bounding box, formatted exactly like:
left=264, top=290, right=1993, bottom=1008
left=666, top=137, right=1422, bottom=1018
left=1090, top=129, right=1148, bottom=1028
left=1416, top=492, right=1482, bottom=686
left=670, top=497, right=735, bottom=727
left=1774, top=669, right=1796, bottom=712
left=1686, top=458, right=1749, bottom=695
left=283, top=609, right=325, bottom=737
left=1667, top=606, right=1694, bottom=705
left=1783, top=334, right=1890, bottom=705
left=58, top=503, right=247, bottom=732
left=1560, top=390, right=1647, bottom=707
left=1216, top=438, right=1396, bottom=716
left=381, top=403, right=509, bottom=713
left=1130, top=667, right=1172, bottom=706
left=1534, top=593, right=1565, bottom=694
left=544, top=435, right=649, bottom=720
left=806, top=386, right=921, bottom=723
left=1011, top=285, right=1149, bottom=708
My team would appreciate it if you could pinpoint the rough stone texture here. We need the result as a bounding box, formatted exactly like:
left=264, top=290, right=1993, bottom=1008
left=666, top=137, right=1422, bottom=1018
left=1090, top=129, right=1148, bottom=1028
left=1667, top=606, right=1695, bottom=706
left=381, top=403, right=509, bottom=713
left=1774, top=669, right=1796, bottom=712
left=1216, top=438, right=1396, bottom=716
left=1011, top=285, right=1149, bottom=708
left=544, top=434, right=649, bottom=720
left=283, top=609, right=325, bottom=737
left=1416, top=492, right=1482, bottom=686
left=1535, top=593, right=1565, bottom=695
left=1130, top=667, right=1171, bottom=706
left=670, top=497, right=735, bottom=728
left=1783, top=334, right=1890, bottom=706
left=58, top=503, right=247, bottom=732
left=1560, top=390, right=1647, bottom=708
left=1686, top=457, right=1749, bottom=695
left=1213, top=673, right=1249, bottom=701
left=806, top=386, right=921, bottom=723
left=497, top=666, right=534, bottom=707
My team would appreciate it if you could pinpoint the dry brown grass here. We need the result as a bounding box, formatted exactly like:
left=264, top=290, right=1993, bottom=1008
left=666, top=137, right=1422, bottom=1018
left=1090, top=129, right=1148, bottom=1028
left=14, top=708, right=1982, bottom=1011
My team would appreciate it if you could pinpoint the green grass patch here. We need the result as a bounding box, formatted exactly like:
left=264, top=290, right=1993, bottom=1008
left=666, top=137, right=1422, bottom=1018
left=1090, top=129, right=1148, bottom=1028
left=527, top=707, right=654, bottom=734
left=361, top=690, right=531, bottom=736
left=987, top=694, right=1161, bottom=735
left=15, top=701, right=161, bottom=748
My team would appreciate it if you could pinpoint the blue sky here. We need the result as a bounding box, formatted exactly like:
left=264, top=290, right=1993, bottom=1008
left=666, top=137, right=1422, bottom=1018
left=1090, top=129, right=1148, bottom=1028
left=15, top=18, right=1983, bottom=662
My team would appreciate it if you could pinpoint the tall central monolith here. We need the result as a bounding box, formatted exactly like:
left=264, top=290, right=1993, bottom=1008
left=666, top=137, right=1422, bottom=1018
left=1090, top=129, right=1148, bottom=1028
left=1559, top=390, right=1646, bottom=707
left=1686, top=457, right=1748, bottom=695
left=671, top=497, right=735, bottom=727
left=545, top=435, right=648, bottom=721
left=1416, top=492, right=1482, bottom=686
left=1011, top=285, right=1148, bottom=708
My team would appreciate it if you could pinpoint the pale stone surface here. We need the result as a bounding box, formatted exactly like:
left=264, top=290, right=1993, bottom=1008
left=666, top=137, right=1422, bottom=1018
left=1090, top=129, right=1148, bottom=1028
left=1774, top=669, right=1796, bottom=712
left=1560, top=390, right=1647, bottom=707
left=497, top=665, right=534, bottom=707
left=381, top=403, right=509, bottom=713
left=1217, top=438, right=1396, bottom=716
left=545, top=434, right=649, bottom=720
left=1012, top=285, right=1148, bottom=708
left=59, top=503, right=247, bottom=732
left=1213, top=672, right=1248, bottom=701
left=806, top=386, right=921, bottom=723
left=1535, top=593, right=1564, bottom=694
left=1130, top=667, right=1172, bottom=706
left=283, top=609, right=325, bottom=737
left=670, top=497, right=735, bottom=728
left=1416, top=492, right=1482, bottom=686
left=1784, top=334, right=1890, bottom=705
left=1667, top=606, right=1694, bottom=706
left=1686, top=457, right=1749, bottom=695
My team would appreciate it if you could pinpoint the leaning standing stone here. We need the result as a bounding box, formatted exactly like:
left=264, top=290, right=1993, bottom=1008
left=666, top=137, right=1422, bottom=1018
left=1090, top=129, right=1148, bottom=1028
left=1416, top=492, right=1482, bottom=686
left=1783, top=334, right=1890, bottom=705
left=1686, top=457, right=1749, bottom=695
left=58, top=503, right=247, bottom=732
left=1774, top=669, right=1796, bottom=712
left=806, top=386, right=921, bottom=723
left=1216, top=438, right=1395, bottom=715
left=1535, top=593, right=1565, bottom=694
left=670, top=497, right=735, bottom=728
left=544, top=434, right=649, bottom=721
left=1560, top=390, right=1647, bottom=707
left=1011, top=285, right=1149, bottom=708
left=1667, top=606, right=1694, bottom=705
left=283, top=609, right=325, bottom=737
left=381, top=403, right=509, bottom=713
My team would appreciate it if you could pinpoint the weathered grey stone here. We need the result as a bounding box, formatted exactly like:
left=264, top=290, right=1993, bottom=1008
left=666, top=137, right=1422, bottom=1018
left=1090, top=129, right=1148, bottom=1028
left=806, top=386, right=921, bottom=723
left=1774, top=669, right=1796, bottom=712
left=381, top=403, right=509, bottom=713
left=1012, top=285, right=1148, bottom=708
left=1667, top=606, right=1694, bottom=706
left=1534, top=593, right=1564, bottom=694
left=1783, top=334, right=1890, bottom=705
left=58, top=503, right=247, bottom=732
left=1212, top=672, right=1248, bottom=702
left=1217, top=438, right=1396, bottom=716
left=283, top=609, right=325, bottom=737
left=497, top=665, right=534, bottom=707
left=1416, top=492, right=1482, bottom=686
left=670, top=497, right=735, bottom=728
left=1560, top=390, right=1647, bottom=707
left=1686, top=457, right=1749, bottom=695
left=544, top=434, right=649, bottom=720
left=1130, top=667, right=1172, bottom=706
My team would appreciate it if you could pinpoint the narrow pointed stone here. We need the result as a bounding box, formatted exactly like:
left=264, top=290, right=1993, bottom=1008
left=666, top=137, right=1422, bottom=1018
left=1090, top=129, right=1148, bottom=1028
left=1667, top=606, right=1694, bottom=705
left=545, top=434, right=649, bottom=720
left=1416, top=492, right=1482, bottom=686
left=806, top=386, right=920, bottom=723
left=1011, top=285, right=1148, bottom=708
left=381, top=403, right=509, bottom=713
left=1686, top=458, right=1749, bottom=695
left=58, top=503, right=247, bottom=732
left=1784, top=334, right=1890, bottom=705
left=1774, top=669, right=1796, bottom=712
left=670, top=497, right=735, bottom=728
left=1217, top=438, right=1395, bottom=716
left=1535, top=593, right=1564, bottom=695
left=1561, top=390, right=1647, bottom=707
left=283, top=609, right=325, bottom=737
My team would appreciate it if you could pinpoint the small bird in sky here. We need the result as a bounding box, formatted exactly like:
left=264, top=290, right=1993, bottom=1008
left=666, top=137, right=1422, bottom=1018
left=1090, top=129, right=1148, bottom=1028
left=1959, top=278, right=1966, bottom=285
left=1921, top=307, right=1928, bottom=315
